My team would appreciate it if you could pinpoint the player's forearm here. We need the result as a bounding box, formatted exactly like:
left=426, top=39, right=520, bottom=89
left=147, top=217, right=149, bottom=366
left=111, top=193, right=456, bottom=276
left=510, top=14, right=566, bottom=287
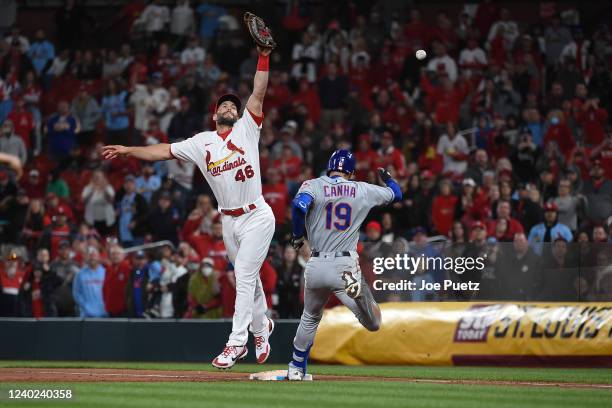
left=384, top=179, right=403, bottom=202
left=246, top=53, right=270, bottom=115
left=291, top=204, right=306, bottom=237
left=126, top=144, right=173, bottom=161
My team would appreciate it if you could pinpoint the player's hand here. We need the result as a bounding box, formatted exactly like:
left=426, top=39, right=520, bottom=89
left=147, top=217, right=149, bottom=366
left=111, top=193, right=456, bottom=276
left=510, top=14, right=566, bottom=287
left=101, top=145, right=130, bottom=160
left=377, top=168, right=392, bottom=183
left=291, top=235, right=305, bottom=250
left=257, top=45, right=272, bottom=56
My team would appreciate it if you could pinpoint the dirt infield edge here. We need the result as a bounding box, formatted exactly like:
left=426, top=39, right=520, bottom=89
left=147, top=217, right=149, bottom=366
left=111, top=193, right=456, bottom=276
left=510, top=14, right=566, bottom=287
left=0, top=368, right=611, bottom=390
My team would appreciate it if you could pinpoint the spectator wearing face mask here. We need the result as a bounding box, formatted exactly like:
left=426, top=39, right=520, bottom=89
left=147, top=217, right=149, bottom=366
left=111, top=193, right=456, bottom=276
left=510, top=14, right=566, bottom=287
left=184, top=257, right=222, bottom=318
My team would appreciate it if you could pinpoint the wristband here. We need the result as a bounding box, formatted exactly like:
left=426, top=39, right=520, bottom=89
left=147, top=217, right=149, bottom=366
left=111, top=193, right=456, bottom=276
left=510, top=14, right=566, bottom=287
left=257, top=53, right=270, bottom=71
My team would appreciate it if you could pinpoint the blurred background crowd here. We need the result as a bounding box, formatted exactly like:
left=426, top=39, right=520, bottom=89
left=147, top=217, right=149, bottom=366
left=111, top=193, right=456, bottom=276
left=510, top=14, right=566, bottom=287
left=0, top=0, right=611, bottom=319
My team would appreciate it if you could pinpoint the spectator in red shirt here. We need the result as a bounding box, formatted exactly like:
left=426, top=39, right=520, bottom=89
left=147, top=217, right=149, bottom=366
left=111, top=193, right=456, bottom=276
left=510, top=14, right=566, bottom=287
left=487, top=200, right=525, bottom=241
left=102, top=245, right=131, bottom=317
left=420, top=70, right=470, bottom=124
left=544, top=110, right=575, bottom=155
left=403, top=9, right=429, bottom=52
left=20, top=169, right=46, bottom=200
left=262, top=168, right=288, bottom=226
left=377, top=132, right=407, bottom=177
left=354, top=134, right=377, bottom=181
left=259, top=259, right=277, bottom=309
left=576, top=97, right=608, bottom=146
left=0, top=252, right=27, bottom=317
left=7, top=98, right=35, bottom=150
left=291, top=78, right=321, bottom=122
left=45, top=192, right=74, bottom=221
left=265, top=70, right=291, bottom=113
left=273, top=145, right=302, bottom=183
left=41, top=207, right=74, bottom=259
left=432, top=179, right=458, bottom=235
left=428, top=11, right=458, bottom=51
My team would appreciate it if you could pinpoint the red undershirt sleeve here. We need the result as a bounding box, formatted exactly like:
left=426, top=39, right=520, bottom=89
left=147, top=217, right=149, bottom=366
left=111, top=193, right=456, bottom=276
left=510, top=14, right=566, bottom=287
left=246, top=108, right=264, bottom=126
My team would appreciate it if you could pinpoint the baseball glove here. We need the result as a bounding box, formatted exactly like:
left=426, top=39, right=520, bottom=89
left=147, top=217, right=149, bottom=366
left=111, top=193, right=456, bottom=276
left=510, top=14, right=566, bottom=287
left=244, top=12, right=277, bottom=50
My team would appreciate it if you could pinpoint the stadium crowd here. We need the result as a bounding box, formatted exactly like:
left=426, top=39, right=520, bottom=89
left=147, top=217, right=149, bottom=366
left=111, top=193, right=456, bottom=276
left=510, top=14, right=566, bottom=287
left=0, top=0, right=611, bottom=319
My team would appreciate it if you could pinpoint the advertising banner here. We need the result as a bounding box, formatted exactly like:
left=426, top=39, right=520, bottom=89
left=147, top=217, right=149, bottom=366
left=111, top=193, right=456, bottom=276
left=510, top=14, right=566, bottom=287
left=311, top=302, right=612, bottom=366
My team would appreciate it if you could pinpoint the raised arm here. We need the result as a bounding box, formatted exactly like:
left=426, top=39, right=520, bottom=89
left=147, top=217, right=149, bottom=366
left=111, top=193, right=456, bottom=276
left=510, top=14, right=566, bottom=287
left=101, top=143, right=173, bottom=161
left=245, top=46, right=272, bottom=117
left=0, top=152, right=23, bottom=180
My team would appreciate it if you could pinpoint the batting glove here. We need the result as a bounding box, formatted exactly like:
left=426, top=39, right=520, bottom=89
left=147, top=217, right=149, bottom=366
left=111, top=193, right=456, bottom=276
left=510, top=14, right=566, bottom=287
left=377, top=168, right=392, bottom=183
left=291, top=235, right=305, bottom=250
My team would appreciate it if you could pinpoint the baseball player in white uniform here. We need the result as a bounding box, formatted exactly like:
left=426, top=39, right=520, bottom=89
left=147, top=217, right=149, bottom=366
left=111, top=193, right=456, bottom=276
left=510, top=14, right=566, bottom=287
left=287, top=149, right=402, bottom=380
left=102, top=45, right=276, bottom=369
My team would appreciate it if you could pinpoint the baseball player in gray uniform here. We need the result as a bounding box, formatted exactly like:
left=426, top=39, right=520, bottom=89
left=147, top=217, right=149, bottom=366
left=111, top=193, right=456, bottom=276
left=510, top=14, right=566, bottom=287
left=287, top=149, right=402, bottom=380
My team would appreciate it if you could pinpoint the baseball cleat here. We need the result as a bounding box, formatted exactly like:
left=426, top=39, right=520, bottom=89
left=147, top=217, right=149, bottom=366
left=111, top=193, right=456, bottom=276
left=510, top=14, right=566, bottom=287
left=287, top=362, right=305, bottom=381
left=254, top=318, right=274, bottom=364
left=212, top=345, right=248, bottom=369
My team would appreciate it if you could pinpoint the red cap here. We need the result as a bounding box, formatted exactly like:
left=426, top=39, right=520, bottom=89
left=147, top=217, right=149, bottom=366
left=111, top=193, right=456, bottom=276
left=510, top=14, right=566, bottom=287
left=366, top=221, right=382, bottom=233
left=543, top=202, right=558, bottom=212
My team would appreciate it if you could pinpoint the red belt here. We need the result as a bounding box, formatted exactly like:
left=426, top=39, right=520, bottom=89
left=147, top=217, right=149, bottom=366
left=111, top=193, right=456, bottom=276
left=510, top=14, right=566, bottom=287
left=220, top=203, right=256, bottom=217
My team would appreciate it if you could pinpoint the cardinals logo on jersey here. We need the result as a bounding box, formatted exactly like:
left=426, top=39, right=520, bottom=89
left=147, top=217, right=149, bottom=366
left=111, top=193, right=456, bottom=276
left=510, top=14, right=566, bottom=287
left=205, top=139, right=247, bottom=176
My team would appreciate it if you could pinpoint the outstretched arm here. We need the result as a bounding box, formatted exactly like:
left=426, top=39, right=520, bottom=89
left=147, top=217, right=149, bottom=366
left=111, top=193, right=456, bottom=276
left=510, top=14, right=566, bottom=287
left=0, top=152, right=23, bottom=180
left=101, top=143, right=173, bottom=161
left=245, top=46, right=272, bottom=117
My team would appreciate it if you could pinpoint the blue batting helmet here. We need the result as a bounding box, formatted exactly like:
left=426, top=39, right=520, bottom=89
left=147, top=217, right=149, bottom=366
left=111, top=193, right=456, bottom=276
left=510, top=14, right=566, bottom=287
left=327, top=149, right=356, bottom=175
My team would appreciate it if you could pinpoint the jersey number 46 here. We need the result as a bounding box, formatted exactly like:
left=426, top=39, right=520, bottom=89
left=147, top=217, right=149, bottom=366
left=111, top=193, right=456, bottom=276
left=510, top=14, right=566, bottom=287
left=235, top=165, right=255, bottom=182
left=325, top=202, right=352, bottom=231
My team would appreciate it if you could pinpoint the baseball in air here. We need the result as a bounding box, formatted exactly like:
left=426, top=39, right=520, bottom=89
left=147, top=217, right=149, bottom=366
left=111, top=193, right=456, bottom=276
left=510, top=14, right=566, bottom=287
left=416, top=49, right=427, bottom=60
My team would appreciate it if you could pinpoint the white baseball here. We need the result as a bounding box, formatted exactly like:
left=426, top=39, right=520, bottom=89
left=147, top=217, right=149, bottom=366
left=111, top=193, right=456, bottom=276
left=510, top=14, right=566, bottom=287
left=415, top=49, right=427, bottom=60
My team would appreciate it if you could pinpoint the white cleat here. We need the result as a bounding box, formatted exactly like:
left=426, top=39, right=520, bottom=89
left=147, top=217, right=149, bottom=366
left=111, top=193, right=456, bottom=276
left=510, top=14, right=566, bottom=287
left=254, top=318, right=274, bottom=364
left=287, top=362, right=305, bottom=381
left=212, top=345, right=248, bottom=369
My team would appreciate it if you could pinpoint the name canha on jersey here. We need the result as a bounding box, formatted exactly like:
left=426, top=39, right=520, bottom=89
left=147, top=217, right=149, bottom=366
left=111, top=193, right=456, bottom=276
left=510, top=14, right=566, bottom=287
left=298, top=176, right=394, bottom=253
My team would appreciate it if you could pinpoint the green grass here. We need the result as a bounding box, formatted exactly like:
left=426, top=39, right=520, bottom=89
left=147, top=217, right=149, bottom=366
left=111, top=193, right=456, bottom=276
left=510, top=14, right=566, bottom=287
left=1, top=362, right=611, bottom=408
left=0, top=381, right=611, bottom=408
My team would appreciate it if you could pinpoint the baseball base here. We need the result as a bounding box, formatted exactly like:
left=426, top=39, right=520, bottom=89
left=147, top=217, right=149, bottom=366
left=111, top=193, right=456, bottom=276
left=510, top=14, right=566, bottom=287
left=249, top=370, right=314, bottom=381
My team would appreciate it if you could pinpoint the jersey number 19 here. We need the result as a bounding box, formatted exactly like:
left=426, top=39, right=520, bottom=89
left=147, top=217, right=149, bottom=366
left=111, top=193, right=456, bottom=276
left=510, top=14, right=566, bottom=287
left=324, top=202, right=352, bottom=231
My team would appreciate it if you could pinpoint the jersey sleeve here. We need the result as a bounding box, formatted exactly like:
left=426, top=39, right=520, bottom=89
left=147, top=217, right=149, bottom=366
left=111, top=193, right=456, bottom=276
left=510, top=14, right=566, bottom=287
left=236, top=108, right=263, bottom=139
left=361, top=182, right=394, bottom=207
left=170, top=134, right=200, bottom=163
left=297, top=179, right=317, bottom=201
